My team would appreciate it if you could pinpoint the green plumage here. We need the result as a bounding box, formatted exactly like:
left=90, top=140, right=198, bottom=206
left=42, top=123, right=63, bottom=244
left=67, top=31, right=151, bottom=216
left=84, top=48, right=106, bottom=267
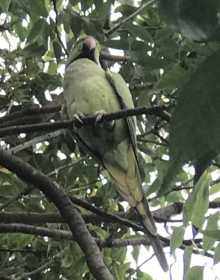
left=64, top=36, right=168, bottom=272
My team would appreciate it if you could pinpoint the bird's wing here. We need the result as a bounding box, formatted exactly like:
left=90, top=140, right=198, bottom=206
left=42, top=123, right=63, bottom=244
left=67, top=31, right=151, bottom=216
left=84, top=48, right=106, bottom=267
left=105, top=70, right=139, bottom=162
left=104, top=69, right=168, bottom=271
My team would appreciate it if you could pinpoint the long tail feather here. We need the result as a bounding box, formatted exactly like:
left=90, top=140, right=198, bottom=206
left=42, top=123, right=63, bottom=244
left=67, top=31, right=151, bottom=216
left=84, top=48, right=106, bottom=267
left=136, top=199, right=168, bottom=272
left=104, top=147, right=168, bottom=271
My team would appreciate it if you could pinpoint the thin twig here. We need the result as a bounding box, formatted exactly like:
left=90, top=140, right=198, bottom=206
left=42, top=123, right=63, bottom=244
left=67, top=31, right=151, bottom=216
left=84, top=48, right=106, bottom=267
left=0, top=186, right=35, bottom=211
left=0, top=104, right=61, bottom=123
left=15, top=250, right=65, bottom=280
left=0, top=248, right=39, bottom=254
left=137, top=137, right=168, bottom=147
left=106, top=0, right=155, bottom=36
left=100, top=52, right=129, bottom=62
left=51, top=0, right=69, bottom=56
left=9, top=130, right=65, bottom=154
left=129, top=253, right=156, bottom=276
left=48, top=157, right=85, bottom=176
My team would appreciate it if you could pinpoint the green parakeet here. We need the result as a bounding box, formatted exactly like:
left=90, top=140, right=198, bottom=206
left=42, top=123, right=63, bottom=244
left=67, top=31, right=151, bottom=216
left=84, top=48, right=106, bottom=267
left=64, top=36, right=168, bottom=272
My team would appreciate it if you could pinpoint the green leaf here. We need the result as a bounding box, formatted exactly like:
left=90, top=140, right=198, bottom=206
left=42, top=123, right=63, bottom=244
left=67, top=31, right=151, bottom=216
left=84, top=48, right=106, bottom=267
left=156, top=64, right=189, bottom=90
left=92, top=0, right=111, bottom=19
left=210, top=181, right=220, bottom=195
left=80, top=0, right=93, bottom=12
left=160, top=49, right=220, bottom=193
left=130, top=51, right=167, bottom=69
left=186, top=266, right=203, bottom=280
left=26, top=18, right=50, bottom=50
left=166, top=191, right=184, bottom=203
left=30, top=0, right=48, bottom=17
left=112, top=263, right=130, bottom=280
left=214, top=243, right=220, bottom=264
left=158, top=158, right=182, bottom=195
left=170, top=225, right=185, bottom=253
left=111, top=247, right=127, bottom=263
left=123, top=23, right=153, bottom=42
left=132, top=246, right=140, bottom=264
left=14, top=22, right=27, bottom=41
left=23, top=42, right=47, bottom=57
left=115, top=4, right=137, bottom=17
left=184, top=171, right=210, bottom=228
left=53, top=40, right=63, bottom=61
left=203, top=213, right=219, bottom=251
left=170, top=48, right=220, bottom=165
left=183, top=246, right=193, bottom=280
left=70, top=14, right=82, bottom=37
left=159, top=0, right=220, bottom=41
left=136, top=271, right=153, bottom=280
left=104, top=39, right=130, bottom=50
left=48, top=61, right=58, bottom=75
left=202, top=230, right=220, bottom=240
left=0, top=0, right=10, bottom=11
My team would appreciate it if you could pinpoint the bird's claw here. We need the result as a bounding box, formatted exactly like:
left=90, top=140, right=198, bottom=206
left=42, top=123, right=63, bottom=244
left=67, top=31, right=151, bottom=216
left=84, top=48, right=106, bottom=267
left=95, top=110, right=106, bottom=125
left=73, top=113, right=85, bottom=128
left=95, top=110, right=115, bottom=131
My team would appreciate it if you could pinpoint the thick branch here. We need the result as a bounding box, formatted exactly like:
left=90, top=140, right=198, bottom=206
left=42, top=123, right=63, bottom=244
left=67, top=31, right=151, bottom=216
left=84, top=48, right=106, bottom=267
left=0, top=114, right=45, bottom=129
left=0, top=149, right=113, bottom=280
left=0, top=106, right=170, bottom=137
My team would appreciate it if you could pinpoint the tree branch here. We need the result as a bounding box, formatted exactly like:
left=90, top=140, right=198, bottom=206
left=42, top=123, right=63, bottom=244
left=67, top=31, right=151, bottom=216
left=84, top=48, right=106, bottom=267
left=0, top=248, right=39, bottom=254
left=0, top=149, right=113, bottom=280
left=0, top=104, right=61, bottom=123
left=0, top=223, right=212, bottom=259
left=15, top=251, right=65, bottom=280
left=0, top=223, right=72, bottom=241
left=0, top=186, right=35, bottom=211
left=69, top=196, right=143, bottom=231
left=105, top=0, right=155, bottom=36
left=100, top=52, right=129, bottom=62
left=0, top=106, right=170, bottom=137
left=9, top=130, right=65, bottom=154
left=0, top=203, right=183, bottom=226
left=0, top=114, right=45, bottom=129
left=51, top=0, right=69, bottom=56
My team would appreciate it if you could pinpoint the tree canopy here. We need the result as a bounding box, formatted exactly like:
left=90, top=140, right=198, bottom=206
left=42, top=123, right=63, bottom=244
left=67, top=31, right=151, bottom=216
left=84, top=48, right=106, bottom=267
left=0, top=0, right=220, bottom=279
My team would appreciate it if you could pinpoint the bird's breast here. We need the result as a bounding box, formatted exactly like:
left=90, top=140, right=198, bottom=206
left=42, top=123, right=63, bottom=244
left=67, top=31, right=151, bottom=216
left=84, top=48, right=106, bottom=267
left=64, top=59, right=121, bottom=115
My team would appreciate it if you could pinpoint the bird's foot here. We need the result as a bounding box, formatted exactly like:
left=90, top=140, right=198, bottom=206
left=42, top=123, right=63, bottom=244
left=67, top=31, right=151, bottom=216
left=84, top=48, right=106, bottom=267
left=95, top=110, right=115, bottom=131
left=73, top=113, right=85, bottom=129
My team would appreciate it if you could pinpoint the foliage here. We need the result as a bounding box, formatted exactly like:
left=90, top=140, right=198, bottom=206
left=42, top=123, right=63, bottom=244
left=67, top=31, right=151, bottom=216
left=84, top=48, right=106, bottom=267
left=0, top=0, right=220, bottom=279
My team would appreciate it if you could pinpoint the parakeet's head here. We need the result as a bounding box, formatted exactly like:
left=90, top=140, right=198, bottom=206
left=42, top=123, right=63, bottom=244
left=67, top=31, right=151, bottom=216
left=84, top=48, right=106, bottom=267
left=66, top=35, right=101, bottom=67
